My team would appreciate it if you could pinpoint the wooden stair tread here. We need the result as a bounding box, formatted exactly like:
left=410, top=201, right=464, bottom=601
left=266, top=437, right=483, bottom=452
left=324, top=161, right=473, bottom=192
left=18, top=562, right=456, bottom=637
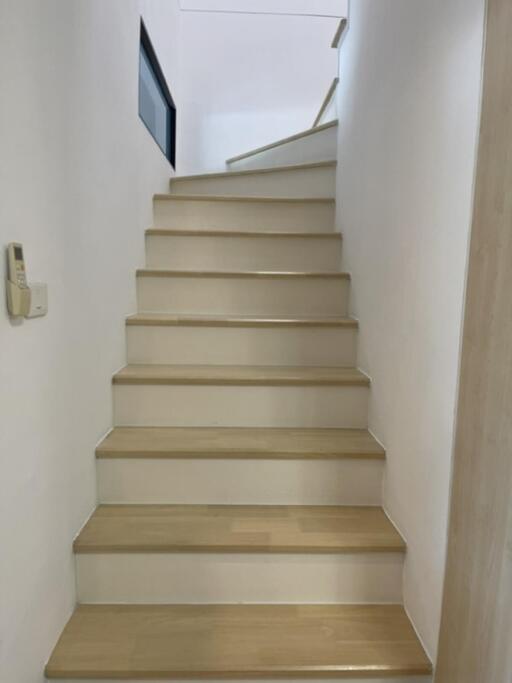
left=170, top=160, right=337, bottom=182
left=146, top=228, right=342, bottom=238
left=154, top=193, right=335, bottom=204
left=113, top=365, right=370, bottom=387
left=45, top=603, right=431, bottom=679
left=74, top=504, right=405, bottom=554
left=126, top=313, right=358, bottom=328
left=96, top=426, right=384, bottom=460
left=136, top=268, right=349, bottom=279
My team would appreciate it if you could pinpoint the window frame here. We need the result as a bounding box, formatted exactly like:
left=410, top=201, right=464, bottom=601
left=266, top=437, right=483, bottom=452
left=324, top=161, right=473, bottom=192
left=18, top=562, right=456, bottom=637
left=139, top=19, right=176, bottom=168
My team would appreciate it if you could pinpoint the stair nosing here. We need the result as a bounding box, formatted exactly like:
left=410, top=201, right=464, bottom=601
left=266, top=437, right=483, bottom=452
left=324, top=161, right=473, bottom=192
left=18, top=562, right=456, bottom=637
left=170, top=160, right=337, bottom=182
left=136, top=268, right=350, bottom=280
left=96, top=448, right=383, bottom=460
left=154, top=193, right=335, bottom=204
left=112, top=365, right=370, bottom=387
left=126, top=314, right=358, bottom=329
left=146, top=228, right=342, bottom=239
left=226, top=119, right=339, bottom=164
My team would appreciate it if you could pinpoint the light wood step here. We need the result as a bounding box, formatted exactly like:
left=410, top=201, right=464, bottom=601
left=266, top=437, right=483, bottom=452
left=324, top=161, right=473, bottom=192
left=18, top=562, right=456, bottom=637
left=144, top=229, right=342, bottom=271
left=152, top=194, right=335, bottom=232
left=112, top=365, right=369, bottom=429
left=126, top=313, right=357, bottom=367
left=45, top=604, right=432, bottom=680
left=170, top=161, right=337, bottom=198
left=74, top=504, right=404, bottom=554
left=112, top=364, right=369, bottom=387
left=74, top=506, right=404, bottom=603
left=96, top=426, right=384, bottom=502
left=97, top=427, right=384, bottom=460
left=226, top=119, right=338, bottom=171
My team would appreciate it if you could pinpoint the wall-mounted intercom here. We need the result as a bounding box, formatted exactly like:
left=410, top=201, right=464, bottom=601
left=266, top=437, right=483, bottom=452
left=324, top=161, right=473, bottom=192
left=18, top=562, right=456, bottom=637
left=6, top=242, right=48, bottom=319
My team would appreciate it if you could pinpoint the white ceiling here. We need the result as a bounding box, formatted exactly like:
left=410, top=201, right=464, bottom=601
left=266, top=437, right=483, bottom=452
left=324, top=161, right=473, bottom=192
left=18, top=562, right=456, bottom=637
left=179, top=0, right=346, bottom=17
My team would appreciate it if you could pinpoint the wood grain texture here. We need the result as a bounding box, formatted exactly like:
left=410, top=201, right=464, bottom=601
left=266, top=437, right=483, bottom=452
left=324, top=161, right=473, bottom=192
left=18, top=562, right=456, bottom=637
left=112, top=365, right=370, bottom=387
left=126, top=314, right=357, bottom=329
left=45, top=604, right=431, bottom=679
left=73, top=504, right=405, bottom=554
left=313, top=78, right=340, bottom=127
left=170, top=160, right=337, bottom=182
left=145, top=228, right=341, bottom=239
left=96, top=427, right=385, bottom=460
left=136, top=269, right=350, bottom=280
left=435, top=1, right=512, bottom=681
left=226, top=120, right=338, bottom=164
left=154, top=194, right=335, bottom=204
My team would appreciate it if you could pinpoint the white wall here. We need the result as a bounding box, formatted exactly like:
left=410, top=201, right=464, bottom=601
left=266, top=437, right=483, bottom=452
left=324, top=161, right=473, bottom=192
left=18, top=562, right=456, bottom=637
left=0, top=2, right=180, bottom=681
left=177, top=5, right=345, bottom=173
left=335, top=0, right=485, bottom=661
left=180, top=0, right=346, bottom=14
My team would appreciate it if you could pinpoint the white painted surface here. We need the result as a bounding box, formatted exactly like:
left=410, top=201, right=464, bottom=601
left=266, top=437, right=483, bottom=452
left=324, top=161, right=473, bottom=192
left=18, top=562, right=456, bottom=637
left=145, top=232, right=342, bottom=271
left=0, top=2, right=180, bottom=681
left=153, top=197, right=336, bottom=232
left=177, top=10, right=339, bottom=173
left=170, top=164, right=337, bottom=198
left=127, top=324, right=357, bottom=366
left=97, top=458, right=384, bottom=505
left=113, top=384, right=369, bottom=428
left=334, top=0, right=485, bottom=658
left=226, top=124, right=338, bottom=171
left=180, top=0, right=348, bottom=16
left=137, top=275, right=349, bottom=316
left=76, top=552, right=403, bottom=604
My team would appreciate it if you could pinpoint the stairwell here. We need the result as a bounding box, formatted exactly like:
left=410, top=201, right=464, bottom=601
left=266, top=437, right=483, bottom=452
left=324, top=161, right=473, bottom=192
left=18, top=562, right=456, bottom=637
left=45, top=120, right=432, bottom=682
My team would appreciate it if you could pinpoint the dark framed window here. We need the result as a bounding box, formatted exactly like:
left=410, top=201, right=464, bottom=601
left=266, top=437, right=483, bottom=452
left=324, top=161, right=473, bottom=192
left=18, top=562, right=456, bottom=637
left=139, top=20, right=176, bottom=167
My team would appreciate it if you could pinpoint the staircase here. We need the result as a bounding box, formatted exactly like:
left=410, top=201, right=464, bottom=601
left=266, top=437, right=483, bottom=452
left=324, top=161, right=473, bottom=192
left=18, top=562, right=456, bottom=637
left=46, top=121, right=432, bottom=682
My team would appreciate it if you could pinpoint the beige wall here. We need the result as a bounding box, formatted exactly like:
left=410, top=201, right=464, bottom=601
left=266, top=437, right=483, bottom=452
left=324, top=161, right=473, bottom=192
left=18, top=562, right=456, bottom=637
left=334, top=0, right=485, bottom=659
left=0, top=1, right=180, bottom=681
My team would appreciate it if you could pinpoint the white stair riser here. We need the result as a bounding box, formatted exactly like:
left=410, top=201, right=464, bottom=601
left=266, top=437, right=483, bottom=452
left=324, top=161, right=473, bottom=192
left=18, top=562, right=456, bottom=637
left=153, top=199, right=335, bottom=232
left=137, top=277, right=349, bottom=317
left=227, top=125, right=338, bottom=171
left=170, top=166, right=336, bottom=198
left=145, top=234, right=342, bottom=271
left=54, top=677, right=431, bottom=683
left=113, top=385, right=369, bottom=429
left=76, top=553, right=403, bottom=605
left=126, top=325, right=357, bottom=366
left=97, top=459, right=383, bottom=505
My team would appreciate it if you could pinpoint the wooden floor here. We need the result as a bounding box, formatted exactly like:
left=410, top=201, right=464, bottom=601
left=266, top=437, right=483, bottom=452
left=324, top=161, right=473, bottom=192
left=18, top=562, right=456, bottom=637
left=96, top=426, right=385, bottom=459
left=45, top=604, right=432, bottom=679
left=112, top=364, right=370, bottom=386
left=73, top=504, right=405, bottom=554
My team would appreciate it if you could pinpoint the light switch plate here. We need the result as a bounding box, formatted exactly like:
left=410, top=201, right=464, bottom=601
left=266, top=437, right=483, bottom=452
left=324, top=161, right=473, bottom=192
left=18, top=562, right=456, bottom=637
left=26, top=282, right=48, bottom=318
